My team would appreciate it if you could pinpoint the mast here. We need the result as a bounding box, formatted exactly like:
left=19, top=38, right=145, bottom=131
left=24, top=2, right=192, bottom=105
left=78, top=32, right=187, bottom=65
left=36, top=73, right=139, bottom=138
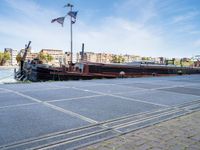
left=52, top=3, right=78, bottom=66
left=66, top=3, right=74, bottom=65
left=70, top=4, right=73, bottom=64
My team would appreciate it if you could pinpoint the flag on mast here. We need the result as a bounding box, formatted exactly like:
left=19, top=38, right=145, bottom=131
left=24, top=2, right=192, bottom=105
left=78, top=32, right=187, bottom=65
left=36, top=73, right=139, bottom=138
left=68, top=11, right=78, bottom=24
left=68, top=11, right=78, bottom=19
left=51, top=17, right=65, bottom=26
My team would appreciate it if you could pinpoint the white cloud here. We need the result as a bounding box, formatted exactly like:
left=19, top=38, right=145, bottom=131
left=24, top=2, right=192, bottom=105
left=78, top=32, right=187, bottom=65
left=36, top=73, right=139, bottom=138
left=75, top=17, right=165, bottom=57
left=0, top=0, right=165, bottom=57
left=0, top=0, right=67, bottom=51
left=4, top=0, right=59, bottom=20
left=0, top=0, right=200, bottom=58
left=172, top=11, right=199, bottom=23
left=113, top=0, right=157, bottom=24
left=194, top=39, right=200, bottom=47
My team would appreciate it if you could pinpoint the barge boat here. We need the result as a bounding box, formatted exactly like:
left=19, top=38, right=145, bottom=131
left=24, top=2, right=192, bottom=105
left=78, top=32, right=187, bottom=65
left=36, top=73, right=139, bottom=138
left=17, top=61, right=200, bottom=82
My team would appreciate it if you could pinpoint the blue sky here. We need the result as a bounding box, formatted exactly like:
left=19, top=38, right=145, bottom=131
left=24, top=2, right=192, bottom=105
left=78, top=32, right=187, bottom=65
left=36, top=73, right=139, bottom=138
left=0, top=0, right=200, bottom=58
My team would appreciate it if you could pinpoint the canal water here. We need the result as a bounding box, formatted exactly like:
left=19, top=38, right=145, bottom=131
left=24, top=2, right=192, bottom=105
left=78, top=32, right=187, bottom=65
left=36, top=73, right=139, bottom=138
left=0, top=68, right=18, bottom=84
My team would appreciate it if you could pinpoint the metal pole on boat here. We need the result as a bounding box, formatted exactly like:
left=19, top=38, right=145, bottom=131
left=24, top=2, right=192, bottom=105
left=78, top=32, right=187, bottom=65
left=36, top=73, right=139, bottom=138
left=81, top=43, right=84, bottom=61
left=66, top=3, right=74, bottom=65
left=70, top=5, right=73, bottom=64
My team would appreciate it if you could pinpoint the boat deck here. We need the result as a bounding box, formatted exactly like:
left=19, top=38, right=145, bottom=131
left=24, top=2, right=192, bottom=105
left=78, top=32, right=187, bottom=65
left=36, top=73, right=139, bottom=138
left=0, top=75, right=200, bottom=149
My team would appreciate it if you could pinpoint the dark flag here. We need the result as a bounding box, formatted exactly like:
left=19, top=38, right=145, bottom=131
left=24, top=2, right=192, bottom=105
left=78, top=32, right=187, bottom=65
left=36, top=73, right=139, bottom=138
left=71, top=20, right=76, bottom=24
left=68, top=11, right=78, bottom=24
left=51, top=17, right=65, bottom=26
left=68, top=11, right=78, bottom=19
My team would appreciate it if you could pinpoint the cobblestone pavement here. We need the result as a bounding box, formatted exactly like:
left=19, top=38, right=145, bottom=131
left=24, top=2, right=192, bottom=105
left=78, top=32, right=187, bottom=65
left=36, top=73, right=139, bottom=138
left=80, top=111, right=200, bottom=150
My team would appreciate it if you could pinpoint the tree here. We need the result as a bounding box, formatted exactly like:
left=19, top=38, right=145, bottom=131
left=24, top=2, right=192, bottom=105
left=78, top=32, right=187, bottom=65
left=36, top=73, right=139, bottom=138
left=16, top=53, right=22, bottom=63
left=142, top=57, right=151, bottom=61
left=111, top=55, right=125, bottom=63
left=174, top=59, right=181, bottom=66
left=4, top=51, right=11, bottom=60
left=174, top=59, right=194, bottom=67
left=0, top=52, right=4, bottom=66
left=0, top=52, right=3, bottom=63
left=38, top=52, right=46, bottom=62
left=118, top=56, right=125, bottom=63
left=0, top=51, right=11, bottom=65
left=38, top=52, right=53, bottom=63
left=46, top=54, right=53, bottom=62
left=181, top=60, right=194, bottom=67
left=112, top=55, right=118, bottom=63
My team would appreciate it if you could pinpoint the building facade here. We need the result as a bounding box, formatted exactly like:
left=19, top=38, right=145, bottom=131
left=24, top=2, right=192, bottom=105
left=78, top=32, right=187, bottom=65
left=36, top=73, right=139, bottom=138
left=76, top=52, right=114, bottom=63
left=64, top=52, right=73, bottom=65
left=26, top=53, right=38, bottom=61
left=40, top=49, right=64, bottom=66
left=4, top=48, right=18, bottom=66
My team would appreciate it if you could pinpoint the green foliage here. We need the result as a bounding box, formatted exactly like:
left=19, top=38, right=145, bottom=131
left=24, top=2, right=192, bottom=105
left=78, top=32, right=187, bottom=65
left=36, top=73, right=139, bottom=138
left=181, top=60, right=194, bottom=67
left=0, top=52, right=3, bottom=61
left=38, top=52, right=53, bottom=63
left=174, top=59, right=194, bottom=67
left=166, top=59, right=175, bottom=65
left=16, top=53, right=22, bottom=63
left=4, top=51, right=11, bottom=60
left=0, top=51, right=11, bottom=65
left=174, top=60, right=181, bottom=66
left=46, top=54, right=53, bottom=62
left=112, top=55, right=125, bottom=63
left=142, top=57, right=151, bottom=60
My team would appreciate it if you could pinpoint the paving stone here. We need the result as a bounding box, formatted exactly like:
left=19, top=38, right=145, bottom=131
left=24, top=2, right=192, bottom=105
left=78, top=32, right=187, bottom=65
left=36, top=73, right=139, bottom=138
left=191, top=135, right=200, bottom=142
left=133, top=138, right=148, bottom=146
left=117, top=143, right=135, bottom=150
left=149, top=147, right=163, bottom=150
left=148, top=141, right=166, bottom=149
left=169, top=144, right=187, bottom=150
left=176, top=137, right=195, bottom=146
left=136, top=143, right=151, bottom=150
left=80, top=111, right=200, bottom=150
left=187, top=144, right=200, bottom=150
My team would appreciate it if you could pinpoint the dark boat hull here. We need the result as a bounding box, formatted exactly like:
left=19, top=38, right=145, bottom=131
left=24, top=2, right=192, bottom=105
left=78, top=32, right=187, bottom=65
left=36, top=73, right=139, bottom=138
left=26, top=63, right=200, bottom=82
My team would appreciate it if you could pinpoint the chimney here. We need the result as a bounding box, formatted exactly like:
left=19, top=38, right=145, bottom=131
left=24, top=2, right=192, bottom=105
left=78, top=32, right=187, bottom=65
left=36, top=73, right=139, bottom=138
left=81, top=43, right=84, bottom=61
